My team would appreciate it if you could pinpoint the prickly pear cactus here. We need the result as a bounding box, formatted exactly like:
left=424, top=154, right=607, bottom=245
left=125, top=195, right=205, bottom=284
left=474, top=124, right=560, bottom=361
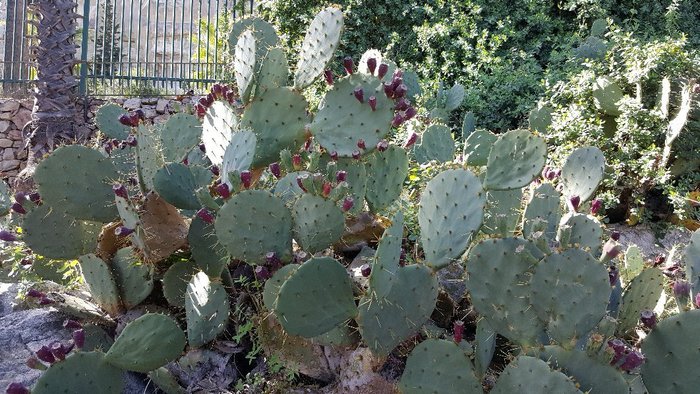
left=482, top=188, right=523, bottom=237
left=412, top=124, right=455, bottom=164
left=538, top=345, right=629, bottom=393
left=616, top=268, right=664, bottom=335
left=33, top=351, right=124, bottom=394
left=528, top=105, right=554, bottom=133
left=560, top=146, right=605, bottom=202
left=463, top=129, right=497, bottom=166
left=153, top=163, right=210, bottom=210
left=491, top=356, right=582, bottom=394
left=186, top=272, right=230, bottom=347
left=592, top=76, right=624, bottom=116
left=161, top=113, right=202, bottom=163
left=522, top=183, right=561, bottom=245
left=293, top=7, right=344, bottom=90
left=685, top=229, right=700, bottom=299
left=234, top=29, right=257, bottom=103
left=78, top=254, right=122, bottom=316
left=365, top=146, right=408, bottom=212
left=257, top=47, right=289, bottom=92
left=369, top=211, right=403, bottom=299
left=23, top=204, right=100, bottom=259
left=202, top=101, right=236, bottom=166
left=557, top=213, right=603, bottom=254
left=188, top=216, right=229, bottom=278
left=292, top=194, right=345, bottom=253
left=111, top=246, right=153, bottom=309
left=484, top=129, right=547, bottom=190
left=95, top=103, right=130, bottom=140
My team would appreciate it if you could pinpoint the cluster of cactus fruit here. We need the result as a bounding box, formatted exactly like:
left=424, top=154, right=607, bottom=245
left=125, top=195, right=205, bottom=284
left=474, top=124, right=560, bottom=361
left=2, top=6, right=700, bottom=393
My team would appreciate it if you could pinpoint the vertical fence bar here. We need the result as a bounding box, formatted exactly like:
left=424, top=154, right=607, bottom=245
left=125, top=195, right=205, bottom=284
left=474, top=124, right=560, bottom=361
left=213, top=0, right=220, bottom=82
left=118, top=0, right=126, bottom=93
left=178, top=0, right=185, bottom=91
left=162, top=0, right=168, bottom=90
left=153, top=0, right=160, bottom=87
left=109, top=0, right=117, bottom=88
left=135, top=0, right=143, bottom=89
left=127, top=0, right=134, bottom=91
left=188, top=0, right=195, bottom=91
left=79, top=0, right=91, bottom=95
left=144, top=0, right=152, bottom=92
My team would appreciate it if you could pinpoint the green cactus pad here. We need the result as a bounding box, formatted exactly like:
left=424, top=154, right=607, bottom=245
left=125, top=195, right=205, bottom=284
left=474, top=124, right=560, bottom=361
left=528, top=105, right=554, bottom=133
left=592, top=77, right=624, bottom=116
left=642, top=309, right=700, bottom=393
left=538, top=345, right=629, bottom=393
left=522, top=183, right=562, bottom=244
left=78, top=253, right=122, bottom=316
left=622, top=244, right=645, bottom=279
left=0, top=181, right=11, bottom=216
left=358, top=264, right=438, bottom=356
left=115, top=193, right=140, bottom=229
left=228, top=17, right=279, bottom=60
left=23, top=205, right=100, bottom=259
left=311, top=73, right=394, bottom=157
left=186, top=272, right=230, bottom=347
left=686, top=229, right=700, bottom=299
left=398, top=339, right=481, bottom=394
left=412, top=124, right=456, bottom=164
left=293, top=7, right=344, bottom=90
left=466, top=238, right=546, bottom=346
left=216, top=190, right=293, bottom=264
left=291, top=194, right=345, bottom=254
left=135, top=123, right=165, bottom=191
left=561, top=146, right=606, bottom=202
left=257, top=47, right=289, bottom=92
left=462, top=112, right=476, bottom=139
left=234, top=29, right=257, bottom=103
left=332, top=158, right=367, bottom=214
left=557, top=213, right=603, bottom=255
left=482, top=188, right=523, bottom=237
left=492, top=355, right=582, bottom=394
left=274, top=171, right=308, bottom=204
left=475, top=318, right=496, bottom=376
left=35, top=145, right=119, bottom=222
left=161, top=113, right=202, bottom=163
left=263, top=264, right=299, bottom=311
left=221, top=129, right=256, bottom=185
left=484, top=129, right=547, bottom=190
left=202, top=101, right=236, bottom=166
left=95, top=103, right=130, bottom=140
left=418, top=169, right=486, bottom=269
left=530, top=249, right=610, bottom=346
left=153, top=163, right=205, bottom=210
left=241, top=87, right=309, bottom=168
left=403, top=69, right=422, bottom=100
left=162, top=260, right=199, bottom=307
left=148, top=367, right=186, bottom=394
left=82, top=324, right=114, bottom=352
left=188, top=216, right=229, bottom=277
left=33, top=351, right=124, bottom=394
left=369, top=211, right=403, bottom=299
left=274, top=257, right=356, bottom=337
left=616, top=268, right=664, bottom=335
left=463, top=128, right=497, bottom=167
left=111, top=246, right=153, bottom=309
left=105, top=313, right=186, bottom=372
left=444, top=83, right=465, bottom=111
left=365, top=146, right=408, bottom=212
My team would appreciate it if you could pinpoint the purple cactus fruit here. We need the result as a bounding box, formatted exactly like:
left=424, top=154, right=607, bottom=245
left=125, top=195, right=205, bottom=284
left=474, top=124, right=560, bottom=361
left=5, top=382, right=30, bottom=394
left=673, top=280, right=690, bottom=298
left=198, top=143, right=206, bottom=153
left=226, top=90, right=236, bottom=103
left=357, top=139, right=366, bottom=150
left=619, top=350, right=645, bottom=372
left=114, top=226, right=135, bottom=237
left=205, top=93, right=215, bottom=107
left=212, top=83, right=223, bottom=98
left=610, top=231, right=621, bottom=241
left=39, top=296, right=54, bottom=305
left=404, top=132, right=418, bottom=149
left=640, top=310, right=656, bottom=329
left=343, top=56, right=354, bottom=74
left=255, top=265, right=271, bottom=281
left=11, top=202, right=25, bottom=215
left=63, top=319, right=82, bottom=330
left=330, top=151, right=339, bottom=161
left=695, top=293, right=700, bottom=309
left=383, top=82, right=394, bottom=98
left=376, top=140, right=389, bottom=152
left=103, top=141, right=113, bottom=154
left=264, top=163, right=280, bottom=180
left=391, top=113, right=404, bottom=128
left=602, top=239, right=621, bottom=261
left=322, top=182, right=332, bottom=198
left=133, top=109, right=145, bottom=121
left=20, top=257, right=32, bottom=266
left=336, top=170, right=347, bottom=182
left=653, top=255, right=665, bottom=267
left=367, top=58, right=377, bottom=75
left=590, top=199, right=603, bottom=215
left=0, top=230, right=17, bottom=242
left=353, top=87, right=364, bottom=103
left=352, top=150, right=361, bottom=160
left=393, top=84, right=408, bottom=98
left=28, top=192, right=41, bottom=204
left=50, top=342, right=66, bottom=361
left=195, top=103, right=206, bottom=118
left=240, top=170, right=253, bottom=189
left=72, top=329, right=85, bottom=349
left=196, top=208, right=215, bottom=224
left=265, top=252, right=282, bottom=270
left=377, top=63, right=389, bottom=79
left=341, top=197, right=354, bottom=212
left=395, top=98, right=410, bottom=111
left=607, top=338, right=626, bottom=355
left=296, top=176, right=307, bottom=192
left=368, top=96, right=377, bottom=111
left=26, top=289, right=44, bottom=298
left=404, top=106, right=417, bottom=121
left=304, top=137, right=313, bottom=152
left=182, top=157, right=189, bottom=166
left=453, top=321, right=464, bottom=344
left=360, top=263, right=371, bottom=277
left=26, top=356, right=47, bottom=371
left=125, top=134, right=138, bottom=147
left=392, top=70, right=403, bottom=80
left=292, top=154, right=303, bottom=170
left=210, top=165, right=220, bottom=176
left=35, top=346, right=55, bottom=364
left=112, top=184, right=129, bottom=199
left=14, top=192, right=26, bottom=203
left=324, top=69, right=334, bottom=85
left=118, top=113, right=137, bottom=127
left=608, top=265, right=619, bottom=286
left=567, top=195, right=581, bottom=212
left=216, top=183, right=231, bottom=199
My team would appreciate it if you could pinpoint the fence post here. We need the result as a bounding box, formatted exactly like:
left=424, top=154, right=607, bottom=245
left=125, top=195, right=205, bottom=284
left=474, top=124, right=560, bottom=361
left=79, top=0, right=91, bottom=96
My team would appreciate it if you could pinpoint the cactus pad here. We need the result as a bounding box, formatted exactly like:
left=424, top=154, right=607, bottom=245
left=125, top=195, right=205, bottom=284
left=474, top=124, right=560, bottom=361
left=492, top=355, right=582, bottom=393
left=538, top=345, right=629, bottom=393
left=161, top=113, right=202, bottom=163
left=221, top=129, right=257, bottom=185
left=365, top=146, right=408, bottom=212
left=35, top=145, right=119, bottom=222
left=528, top=105, right=554, bottom=133
left=482, top=188, right=523, bottom=237
left=78, top=254, right=123, bottom=316
left=530, top=249, right=610, bottom=346
left=257, top=47, right=288, bottom=92
left=95, top=103, right=130, bottom=140
left=293, top=7, right=344, bottom=90
left=111, top=246, right=153, bottom=309
left=241, top=87, right=309, bottom=168
left=292, top=194, right=345, bottom=253
left=399, top=339, right=481, bottom=394
left=153, top=163, right=206, bottom=210
left=463, top=128, right=497, bottom=166
left=484, top=129, right=547, bottom=190
left=188, top=216, right=229, bottom=277
left=23, top=204, right=100, bottom=259
left=228, top=17, right=279, bottom=60
left=369, top=211, right=403, bottom=299
left=33, top=351, right=124, bottom=394
left=475, top=318, right=496, bottom=376
left=215, top=190, right=293, bottom=264
left=616, top=268, right=664, bottom=335
left=557, top=213, right=603, bottom=255
left=686, top=229, right=700, bottom=299
left=561, top=146, right=606, bottom=202
left=332, top=158, right=367, bottom=214
left=592, top=77, right=623, bottom=116
left=412, top=124, right=455, bottom=164
left=105, top=313, right=186, bottom=372
left=466, top=238, right=545, bottom=346
left=274, top=257, right=356, bottom=337
left=311, top=73, right=393, bottom=156
left=186, top=272, right=230, bottom=347
left=148, top=367, right=186, bottom=394
left=162, top=260, right=199, bottom=307
left=274, top=171, right=308, bottom=204
left=263, top=264, right=299, bottom=311
left=234, top=29, right=257, bottom=103
left=418, top=169, right=485, bottom=269
left=522, top=183, right=561, bottom=244
left=202, top=101, right=236, bottom=166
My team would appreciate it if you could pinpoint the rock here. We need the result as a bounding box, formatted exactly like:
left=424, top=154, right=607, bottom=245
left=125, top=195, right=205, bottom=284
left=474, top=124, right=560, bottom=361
left=1, top=160, right=20, bottom=171
left=142, top=97, right=158, bottom=105
left=7, top=129, right=22, bottom=140
left=12, top=109, right=32, bottom=129
left=123, top=98, right=142, bottom=110
left=0, top=101, right=20, bottom=112
left=610, top=224, right=693, bottom=261
left=3, top=148, right=15, bottom=160
left=169, top=349, right=235, bottom=392
left=153, top=114, right=170, bottom=125
left=0, top=112, right=13, bottom=121
left=143, top=108, right=157, bottom=119
left=16, top=150, right=27, bottom=160
left=0, top=139, right=12, bottom=148
left=20, top=100, right=33, bottom=110
left=0, top=121, right=10, bottom=134
left=156, top=99, right=169, bottom=114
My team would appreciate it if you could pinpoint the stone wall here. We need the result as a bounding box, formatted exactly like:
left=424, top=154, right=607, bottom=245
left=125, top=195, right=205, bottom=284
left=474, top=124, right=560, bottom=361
left=0, top=95, right=197, bottom=184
